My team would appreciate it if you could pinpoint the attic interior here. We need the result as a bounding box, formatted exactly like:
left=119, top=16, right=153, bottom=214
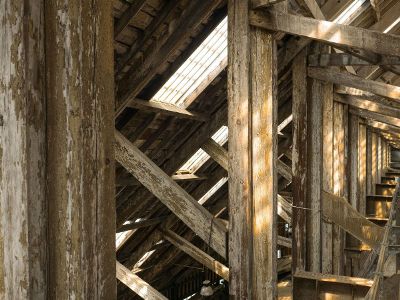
left=2, top=0, right=400, bottom=299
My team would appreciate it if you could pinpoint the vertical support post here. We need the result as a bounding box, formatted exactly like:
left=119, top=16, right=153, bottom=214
left=321, top=71, right=334, bottom=274
left=366, top=129, right=373, bottom=195
left=371, top=132, right=378, bottom=187
left=333, top=102, right=348, bottom=275
left=349, top=114, right=359, bottom=210
left=377, top=136, right=382, bottom=182
left=45, top=1, right=116, bottom=298
left=359, top=123, right=367, bottom=215
left=228, top=0, right=277, bottom=298
left=0, top=1, right=47, bottom=298
left=307, top=75, right=322, bottom=273
left=292, top=48, right=308, bottom=272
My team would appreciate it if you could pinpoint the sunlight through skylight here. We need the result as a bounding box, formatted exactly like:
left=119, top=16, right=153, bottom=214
left=151, top=17, right=227, bottom=107
left=178, top=126, right=228, bottom=174
left=333, top=0, right=366, bottom=24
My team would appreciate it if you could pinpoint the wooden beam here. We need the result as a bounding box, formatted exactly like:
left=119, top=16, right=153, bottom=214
left=116, top=261, right=167, bottom=300
left=201, top=139, right=228, bottom=170
left=228, top=0, right=277, bottom=297
left=114, top=0, right=147, bottom=40
left=116, top=0, right=221, bottom=117
left=115, top=130, right=227, bottom=258
left=334, top=94, right=400, bottom=120
left=292, top=48, right=308, bottom=272
left=171, top=173, right=208, bottom=181
left=350, top=107, right=400, bottom=128
left=117, top=216, right=169, bottom=233
left=359, top=123, right=367, bottom=215
left=322, top=191, right=384, bottom=249
left=252, top=0, right=286, bottom=8
left=308, top=53, right=400, bottom=67
left=162, top=229, right=230, bottom=281
left=249, top=9, right=400, bottom=57
left=128, top=98, right=208, bottom=122
left=308, top=67, right=400, bottom=101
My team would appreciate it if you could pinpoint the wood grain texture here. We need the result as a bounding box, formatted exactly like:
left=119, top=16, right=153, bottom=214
left=228, top=0, right=277, bottom=297
left=0, top=1, right=47, bottom=298
left=309, top=67, right=400, bottom=101
left=250, top=9, right=400, bottom=56
left=45, top=1, right=115, bottom=298
left=115, top=131, right=227, bottom=258
left=292, top=48, right=308, bottom=272
left=116, top=262, right=167, bottom=300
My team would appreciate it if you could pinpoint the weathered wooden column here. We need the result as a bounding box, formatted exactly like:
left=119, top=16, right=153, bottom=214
left=359, top=123, right=367, bottom=215
left=0, top=1, right=47, bottom=298
left=292, top=48, right=308, bottom=273
left=307, top=64, right=323, bottom=273
left=228, top=0, right=277, bottom=298
left=349, top=114, right=359, bottom=210
left=366, top=129, right=373, bottom=195
left=322, top=69, right=334, bottom=274
left=332, top=102, right=348, bottom=275
left=45, top=1, right=116, bottom=298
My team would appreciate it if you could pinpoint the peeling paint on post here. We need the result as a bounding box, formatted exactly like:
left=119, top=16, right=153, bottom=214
left=0, top=1, right=47, bottom=298
left=45, top=1, right=115, bottom=298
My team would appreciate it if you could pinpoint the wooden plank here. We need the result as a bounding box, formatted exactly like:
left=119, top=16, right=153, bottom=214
left=114, top=0, right=147, bottom=40
left=249, top=9, right=400, bottom=56
left=162, top=229, right=229, bottom=281
left=128, top=98, right=208, bottom=121
left=359, top=123, right=367, bottom=215
left=334, top=93, right=400, bottom=120
left=292, top=48, right=308, bottom=272
left=332, top=102, right=346, bottom=274
left=0, top=2, right=46, bottom=298
left=171, top=174, right=208, bottom=181
left=45, top=1, right=116, bottom=298
left=309, top=67, right=400, bottom=101
left=321, top=66, right=334, bottom=274
left=350, top=107, right=400, bottom=128
left=116, top=261, right=168, bottom=300
left=322, top=191, right=384, bottom=249
left=201, top=139, right=228, bottom=170
left=115, top=130, right=227, bottom=258
left=349, top=114, right=359, bottom=210
left=228, top=0, right=277, bottom=297
left=295, top=270, right=373, bottom=287
left=307, top=74, right=322, bottom=272
left=309, top=53, right=400, bottom=67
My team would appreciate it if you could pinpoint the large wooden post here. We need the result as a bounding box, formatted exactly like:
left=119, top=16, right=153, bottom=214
left=0, top=1, right=47, bottom=298
left=45, top=1, right=115, bottom=298
left=228, top=0, right=277, bottom=298
left=292, top=48, right=308, bottom=273
left=322, top=71, right=334, bottom=274
left=359, top=123, right=367, bottom=215
left=349, top=114, right=359, bottom=210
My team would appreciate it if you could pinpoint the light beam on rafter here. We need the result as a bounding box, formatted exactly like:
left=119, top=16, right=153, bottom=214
left=333, top=0, right=366, bottom=25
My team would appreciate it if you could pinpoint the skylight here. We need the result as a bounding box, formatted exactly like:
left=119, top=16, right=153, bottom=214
left=178, top=126, right=228, bottom=174
left=333, top=0, right=366, bottom=24
left=151, top=17, right=227, bottom=107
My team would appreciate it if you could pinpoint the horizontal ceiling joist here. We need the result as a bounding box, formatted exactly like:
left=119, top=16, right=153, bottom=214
left=128, top=98, right=208, bottom=122
left=334, top=94, right=400, bottom=120
left=308, top=53, right=400, bottom=67
left=115, top=130, right=227, bottom=258
left=308, top=67, right=400, bottom=100
left=350, top=107, right=400, bottom=128
left=249, top=8, right=400, bottom=57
